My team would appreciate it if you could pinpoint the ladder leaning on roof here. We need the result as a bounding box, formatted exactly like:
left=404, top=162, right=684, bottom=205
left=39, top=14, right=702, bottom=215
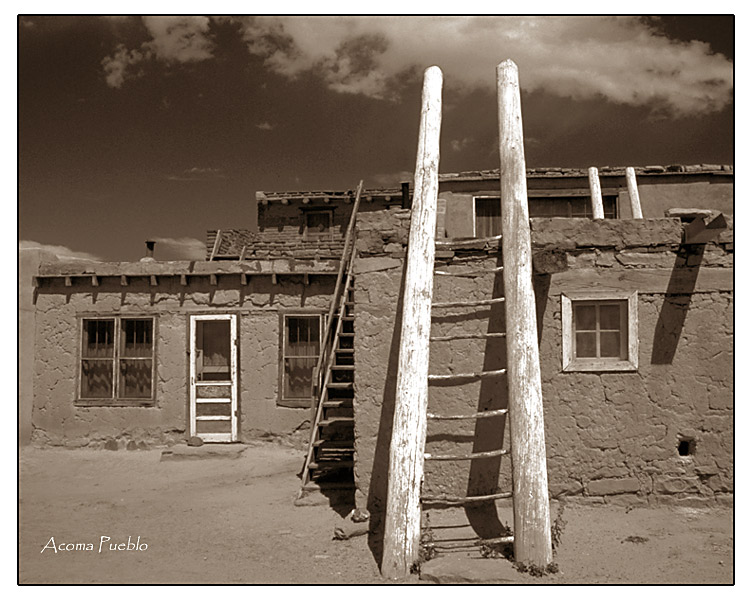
left=298, top=181, right=364, bottom=494
left=381, top=61, right=553, bottom=579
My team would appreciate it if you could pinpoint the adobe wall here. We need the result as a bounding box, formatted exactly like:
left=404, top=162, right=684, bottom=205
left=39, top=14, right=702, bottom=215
left=352, top=209, right=733, bottom=519
left=31, top=271, right=334, bottom=448
left=440, top=175, right=733, bottom=238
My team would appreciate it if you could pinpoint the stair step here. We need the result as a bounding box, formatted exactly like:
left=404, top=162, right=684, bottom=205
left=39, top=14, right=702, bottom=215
left=327, top=382, right=354, bottom=390
left=308, top=460, right=354, bottom=470
left=313, top=439, right=354, bottom=448
left=322, top=399, right=353, bottom=408
left=318, top=417, right=354, bottom=427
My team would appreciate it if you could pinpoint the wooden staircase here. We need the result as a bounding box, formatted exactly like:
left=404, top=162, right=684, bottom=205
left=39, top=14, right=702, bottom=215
left=298, top=182, right=362, bottom=499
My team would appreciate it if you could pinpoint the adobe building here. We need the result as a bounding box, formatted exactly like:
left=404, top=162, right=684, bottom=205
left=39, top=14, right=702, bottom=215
left=24, top=164, right=733, bottom=509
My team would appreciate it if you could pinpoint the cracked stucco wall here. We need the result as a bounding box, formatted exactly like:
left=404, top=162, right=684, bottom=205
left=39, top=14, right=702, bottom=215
left=353, top=210, right=733, bottom=513
left=31, top=274, right=333, bottom=447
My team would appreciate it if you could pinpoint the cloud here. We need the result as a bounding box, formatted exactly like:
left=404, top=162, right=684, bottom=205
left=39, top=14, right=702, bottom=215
left=370, top=170, right=413, bottom=187
left=166, top=167, right=226, bottom=181
left=256, top=121, right=276, bottom=131
left=20, top=240, right=102, bottom=262
left=230, top=16, right=732, bottom=116
left=450, top=137, right=474, bottom=152
left=102, top=16, right=213, bottom=88
left=102, top=44, right=148, bottom=88
left=148, top=237, right=207, bottom=260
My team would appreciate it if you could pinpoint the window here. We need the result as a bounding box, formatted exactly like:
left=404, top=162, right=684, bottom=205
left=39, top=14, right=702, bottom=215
left=78, top=316, right=156, bottom=405
left=280, top=314, right=323, bottom=407
left=529, top=196, right=618, bottom=219
left=474, top=197, right=502, bottom=237
left=561, top=291, right=638, bottom=372
left=473, top=195, right=618, bottom=237
left=304, top=210, right=333, bottom=241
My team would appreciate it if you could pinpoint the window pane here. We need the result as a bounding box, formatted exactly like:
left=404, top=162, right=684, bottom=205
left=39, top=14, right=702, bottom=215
left=603, top=197, right=617, bottom=219
left=196, top=321, right=231, bottom=382
left=575, top=304, right=597, bottom=331
left=575, top=332, right=597, bottom=358
left=286, top=316, right=320, bottom=357
left=475, top=198, right=502, bottom=237
left=121, top=319, right=153, bottom=357
left=600, top=332, right=622, bottom=358
left=600, top=304, right=622, bottom=330
left=82, top=320, right=114, bottom=358
left=119, top=359, right=152, bottom=398
left=81, top=360, right=113, bottom=398
left=285, top=357, right=317, bottom=398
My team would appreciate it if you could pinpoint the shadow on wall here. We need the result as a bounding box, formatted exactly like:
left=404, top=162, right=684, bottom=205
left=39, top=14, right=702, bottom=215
left=366, top=263, right=407, bottom=569
left=464, top=252, right=508, bottom=537
left=652, top=244, right=705, bottom=365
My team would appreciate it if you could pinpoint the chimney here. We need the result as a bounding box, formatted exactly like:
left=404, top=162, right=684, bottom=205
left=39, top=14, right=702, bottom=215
left=140, top=240, right=156, bottom=262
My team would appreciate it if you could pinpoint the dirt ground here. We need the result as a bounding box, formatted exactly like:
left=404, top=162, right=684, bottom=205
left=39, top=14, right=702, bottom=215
left=19, top=443, right=733, bottom=585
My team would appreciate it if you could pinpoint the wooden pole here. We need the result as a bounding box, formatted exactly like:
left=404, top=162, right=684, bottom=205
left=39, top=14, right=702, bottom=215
left=382, top=65, right=442, bottom=580
left=588, top=167, right=604, bottom=219
left=626, top=167, right=643, bottom=218
left=497, top=59, right=553, bottom=569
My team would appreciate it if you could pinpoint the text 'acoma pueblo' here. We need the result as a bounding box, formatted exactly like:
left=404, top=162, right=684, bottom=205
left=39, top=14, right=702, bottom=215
left=41, top=536, right=148, bottom=553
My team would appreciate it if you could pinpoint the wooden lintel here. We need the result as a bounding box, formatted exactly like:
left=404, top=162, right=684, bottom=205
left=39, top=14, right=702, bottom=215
left=64, top=276, right=72, bottom=287
left=150, top=275, right=158, bottom=286
left=209, top=274, right=218, bottom=286
left=121, top=275, right=129, bottom=286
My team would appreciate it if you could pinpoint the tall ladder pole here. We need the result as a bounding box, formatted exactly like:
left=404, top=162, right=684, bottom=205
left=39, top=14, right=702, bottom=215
left=497, top=59, right=553, bottom=568
left=382, top=65, right=443, bottom=580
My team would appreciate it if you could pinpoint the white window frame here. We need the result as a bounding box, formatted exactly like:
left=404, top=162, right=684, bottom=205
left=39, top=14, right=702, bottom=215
left=76, top=315, right=157, bottom=406
left=561, top=290, right=638, bottom=372
left=279, top=312, right=324, bottom=408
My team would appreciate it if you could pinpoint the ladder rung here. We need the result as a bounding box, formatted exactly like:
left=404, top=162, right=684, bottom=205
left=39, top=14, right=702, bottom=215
left=429, top=332, right=506, bottom=342
left=313, top=439, right=354, bottom=448
left=424, top=448, right=509, bottom=461
left=336, top=348, right=355, bottom=353
left=427, top=407, right=508, bottom=420
left=475, top=536, right=514, bottom=545
left=331, top=365, right=355, bottom=371
left=432, top=297, right=505, bottom=309
left=194, top=416, right=231, bottom=421
left=421, top=491, right=512, bottom=505
left=435, top=266, right=504, bottom=276
left=436, top=234, right=503, bottom=248
left=428, top=368, right=506, bottom=382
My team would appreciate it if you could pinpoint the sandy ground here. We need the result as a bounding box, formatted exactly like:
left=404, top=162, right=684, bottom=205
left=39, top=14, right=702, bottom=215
left=19, top=443, right=733, bottom=585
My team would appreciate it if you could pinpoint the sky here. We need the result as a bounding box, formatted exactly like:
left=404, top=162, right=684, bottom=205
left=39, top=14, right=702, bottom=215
left=18, top=14, right=735, bottom=263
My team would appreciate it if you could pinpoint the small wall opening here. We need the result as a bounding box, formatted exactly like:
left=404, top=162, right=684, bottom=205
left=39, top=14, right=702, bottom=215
left=677, top=437, right=696, bottom=457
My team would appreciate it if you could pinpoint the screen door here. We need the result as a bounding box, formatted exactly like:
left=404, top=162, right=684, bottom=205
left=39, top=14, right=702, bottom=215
left=189, top=314, right=238, bottom=442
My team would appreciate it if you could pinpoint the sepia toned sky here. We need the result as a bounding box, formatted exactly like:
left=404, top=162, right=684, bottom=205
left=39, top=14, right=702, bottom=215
left=18, top=14, right=734, bottom=262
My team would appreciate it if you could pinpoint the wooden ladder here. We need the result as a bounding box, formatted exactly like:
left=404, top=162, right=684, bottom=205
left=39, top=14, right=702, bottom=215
left=298, top=181, right=363, bottom=494
left=420, top=234, right=514, bottom=550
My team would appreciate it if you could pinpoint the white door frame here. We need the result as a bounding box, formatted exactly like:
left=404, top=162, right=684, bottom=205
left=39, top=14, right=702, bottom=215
left=189, top=314, right=238, bottom=443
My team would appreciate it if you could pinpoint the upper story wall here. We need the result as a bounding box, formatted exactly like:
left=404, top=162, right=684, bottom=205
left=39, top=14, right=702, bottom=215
left=438, top=165, right=732, bottom=239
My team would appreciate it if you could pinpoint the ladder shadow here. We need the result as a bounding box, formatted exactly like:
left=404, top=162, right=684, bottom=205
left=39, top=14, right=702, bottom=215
left=464, top=252, right=510, bottom=538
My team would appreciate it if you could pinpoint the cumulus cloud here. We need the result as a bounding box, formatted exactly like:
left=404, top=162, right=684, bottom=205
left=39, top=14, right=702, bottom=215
left=256, top=121, right=276, bottom=131
left=370, top=170, right=413, bottom=187
left=231, top=15, right=732, bottom=116
left=20, top=240, right=102, bottom=262
left=148, top=237, right=207, bottom=260
left=102, top=16, right=214, bottom=88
